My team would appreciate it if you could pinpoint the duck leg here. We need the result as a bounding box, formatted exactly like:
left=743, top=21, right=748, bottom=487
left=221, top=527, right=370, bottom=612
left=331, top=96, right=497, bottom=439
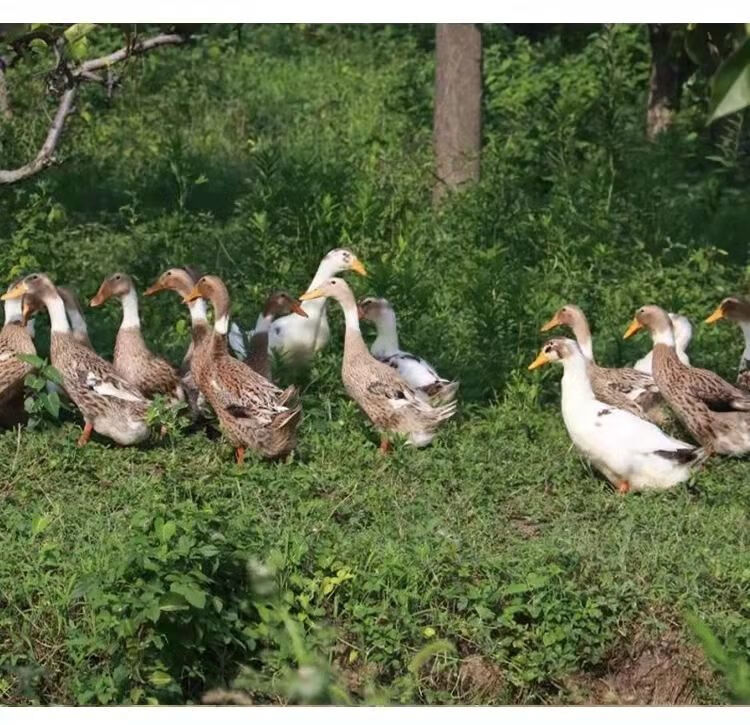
left=378, top=435, right=391, bottom=455
left=616, top=479, right=630, bottom=495
left=235, top=446, right=246, bottom=465
left=77, top=422, right=93, bottom=447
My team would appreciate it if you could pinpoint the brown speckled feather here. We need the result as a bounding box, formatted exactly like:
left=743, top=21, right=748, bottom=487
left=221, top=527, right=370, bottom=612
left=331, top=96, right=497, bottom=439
left=114, top=328, right=182, bottom=400
left=246, top=330, right=271, bottom=381
left=652, top=343, right=750, bottom=455
left=737, top=362, right=750, bottom=393
left=0, top=322, right=35, bottom=426
left=589, top=363, right=665, bottom=424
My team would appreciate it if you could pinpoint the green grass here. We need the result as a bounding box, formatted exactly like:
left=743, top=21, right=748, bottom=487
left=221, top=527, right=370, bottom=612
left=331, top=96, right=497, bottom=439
left=1, top=23, right=750, bottom=704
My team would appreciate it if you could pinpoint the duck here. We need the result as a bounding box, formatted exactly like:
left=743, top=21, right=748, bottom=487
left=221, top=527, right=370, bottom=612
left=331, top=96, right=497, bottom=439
left=241, top=292, right=308, bottom=381
left=634, top=313, right=692, bottom=374
left=704, top=297, right=750, bottom=392
left=185, top=275, right=302, bottom=463
left=23, top=285, right=93, bottom=348
left=144, top=266, right=210, bottom=418
left=1, top=274, right=149, bottom=446
left=0, top=280, right=36, bottom=427
left=541, top=303, right=663, bottom=423
left=299, top=278, right=456, bottom=452
left=357, top=296, right=459, bottom=403
left=624, top=304, right=750, bottom=456
left=528, top=337, right=706, bottom=492
left=90, top=273, right=183, bottom=401
left=228, top=248, right=367, bottom=368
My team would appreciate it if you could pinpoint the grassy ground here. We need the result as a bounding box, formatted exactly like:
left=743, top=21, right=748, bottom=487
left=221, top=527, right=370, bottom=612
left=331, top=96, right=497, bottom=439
left=1, top=25, right=750, bottom=704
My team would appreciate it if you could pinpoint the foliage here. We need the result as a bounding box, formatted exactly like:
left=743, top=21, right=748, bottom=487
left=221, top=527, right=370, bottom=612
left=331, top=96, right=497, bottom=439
left=0, top=24, right=749, bottom=705
left=20, top=354, right=65, bottom=429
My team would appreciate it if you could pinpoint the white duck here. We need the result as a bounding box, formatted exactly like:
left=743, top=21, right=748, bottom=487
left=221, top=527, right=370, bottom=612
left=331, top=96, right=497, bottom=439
left=228, top=248, right=367, bottom=367
left=529, top=337, right=706, bottom=493
left=357, top=297, right=458, bottom=403
left=634, top=312, right=692, bottom=374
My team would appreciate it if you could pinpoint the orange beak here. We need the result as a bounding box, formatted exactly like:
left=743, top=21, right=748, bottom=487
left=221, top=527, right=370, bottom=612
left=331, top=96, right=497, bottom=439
left=540, top=312, right=561, bottom=333
left=289, top=300, right=308, bottom=318
left=183, top=285, right=203, bottom=303
left=144, top=281, right=165, bottom=296
left=357, top=304, right=365, bottom=320
left=350, top=258, right=367, bottom=277
left=705, top=305, right=724, bottom=325
left=89, top=290, right=107, bottom=307
left=528, top=351, right=550, bottom=370
left=623, top=318, right=643, bottom=339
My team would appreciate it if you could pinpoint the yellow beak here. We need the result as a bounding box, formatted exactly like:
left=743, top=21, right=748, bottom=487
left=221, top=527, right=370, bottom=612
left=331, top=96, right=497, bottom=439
left=1, top=282, right=28, bottom=301
left=299, top=288, right=325, bottom=301
left=623, top=318, right=643, bottom=339
left=183, top=286, right=203, bottom=303
left=350, top=259, right=367, bottom=277
left=528, top=351, right=550, bottom=370
left=705, top=306, right=724, bottom=325
left=540, top=312, right=561, bottom=332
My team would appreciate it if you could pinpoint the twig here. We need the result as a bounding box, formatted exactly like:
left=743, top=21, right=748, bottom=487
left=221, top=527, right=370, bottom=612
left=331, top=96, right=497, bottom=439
left=0, top=58, right=11, bottom=118
left=0, top=32, right=188, bottom=185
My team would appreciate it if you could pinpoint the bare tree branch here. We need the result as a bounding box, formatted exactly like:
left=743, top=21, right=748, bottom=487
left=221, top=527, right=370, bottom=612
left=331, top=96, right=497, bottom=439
left=0, top=31, right=189, bottom=185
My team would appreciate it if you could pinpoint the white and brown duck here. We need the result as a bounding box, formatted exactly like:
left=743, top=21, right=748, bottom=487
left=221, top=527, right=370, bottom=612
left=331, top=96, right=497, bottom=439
left=90, top=272, right=183, bottom=401
left=625, top=304, right=750, bottom=456
left=300, top=278, right=456, bottom=452
left=541, top=303, right=663, bottom=423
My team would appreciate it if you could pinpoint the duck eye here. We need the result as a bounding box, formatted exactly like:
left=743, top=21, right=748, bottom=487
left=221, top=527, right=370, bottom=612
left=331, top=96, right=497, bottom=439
left=166, top=271, right=172, bottom=277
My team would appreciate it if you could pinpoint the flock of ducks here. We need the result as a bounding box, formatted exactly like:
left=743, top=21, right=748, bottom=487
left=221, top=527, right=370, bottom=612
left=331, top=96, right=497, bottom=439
left=0, top=249, right=458, bottom=463
left=3, top=245, right=750, bottom=493
left=530, top=299, right=750, bottom=492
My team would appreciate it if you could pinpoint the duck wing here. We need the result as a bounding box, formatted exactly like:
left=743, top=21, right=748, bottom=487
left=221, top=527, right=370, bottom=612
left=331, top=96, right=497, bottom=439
left=684, top=366, right=750, bottom=412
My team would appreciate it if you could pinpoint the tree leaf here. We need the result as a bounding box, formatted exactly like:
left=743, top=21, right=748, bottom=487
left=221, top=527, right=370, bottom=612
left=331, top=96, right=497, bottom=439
left=148, top=670, right=173, bottom=688
left=158, top=592, right=189, bottom=612
left=45, top=366, right=64, bottom=385
left=43, top=392, right=60, bottom=418
left=171, top=582, right=206, bottom=609
left=19, top=353, right=45, bottom=368
left=708, top=38, right=750, bottom=123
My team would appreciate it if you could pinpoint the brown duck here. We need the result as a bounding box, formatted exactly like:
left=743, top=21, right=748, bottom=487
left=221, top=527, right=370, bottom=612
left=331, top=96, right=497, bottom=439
left=144, top=266, right=210, bottom=418
left=541, top=303, right=663, bottom=423
left=90, top=273, right=183, bottom=401
left=300, top=278, right=456, bottom=452
left=625, top=304, right=750, bottom=456
left=705, top=296, right=750, bottom=392
left=184, top=275, right=302, bottom=463
left=23, top=285, right=94, bottom=349
left=0, top=283, right=36, bottom=427
left=2, top=274, right=149, bottom=446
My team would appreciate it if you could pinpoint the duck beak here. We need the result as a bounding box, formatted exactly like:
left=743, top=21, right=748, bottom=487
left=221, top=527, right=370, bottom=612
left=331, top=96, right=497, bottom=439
left=528, top=351, right=549, bottom=370
left=357, top=304, right=365, bottom=320
left=21, top=301, right=32, bottom=326
left=299, top=288, right=324, bottom=301
left=144, top=281, right=164, bottom=296
left=1, top=282, right=28, bottom=301
left=350, top=259, right=367, bottom=277
left=540, top=312, right=561, bottom=332
left=623, top=318, right=643, bottom=339
left=290, top=300, right=309, bottom=318
left=705, top=306, right=724, bottom=324
left=183, top=285, right=203, bottom=303
left=89, top=291, right=106, bottom=307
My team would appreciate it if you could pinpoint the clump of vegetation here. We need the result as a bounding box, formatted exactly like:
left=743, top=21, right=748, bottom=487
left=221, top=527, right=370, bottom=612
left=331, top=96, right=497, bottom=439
left=0, top=24, right=749, bottom=705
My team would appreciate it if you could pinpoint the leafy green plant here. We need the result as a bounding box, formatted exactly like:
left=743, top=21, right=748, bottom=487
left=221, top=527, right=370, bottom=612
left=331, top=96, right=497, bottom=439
left=20, top=354, right=65, bottom=429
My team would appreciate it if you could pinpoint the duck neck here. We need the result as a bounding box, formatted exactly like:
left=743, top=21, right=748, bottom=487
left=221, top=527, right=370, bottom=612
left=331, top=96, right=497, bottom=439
left=119, top=288, right=141, bottom=329
left=210, top=290, right=231, bottom=336
left=3, top=298, right=22, bottom=326
left=302, top=258, right=340, bottom=319
left=44, top=292, right=71, bottom=334
left=65, top=302, right=88, bottom=339
left=560, top=353, right=597, bottom=408
left=254, top=312, right=273, bottom=335
left=340, top=296, right=369, bottom=360
left=372, top=309, right=400, bottom=356
left=571, top=317, right=594, bottom=362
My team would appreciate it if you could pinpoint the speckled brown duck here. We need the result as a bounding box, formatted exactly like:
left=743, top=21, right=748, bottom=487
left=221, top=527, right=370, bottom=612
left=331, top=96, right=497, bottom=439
left=90, top=273, right=183, bottom=401
left=184, top=275, right=302, bottom=464
left=144, top=266, right=210, bottom=419
left=2, top=274, right=149, bottom=446
left=705, top=296, right=750, bottom=392
left=541, top=303, right=664, bottom=423
left=23, top=285, right=93, bottom=350
left=0, top=281, right=36, bottom=427
left=300, top=278, right=456, bottom=452
left=625, top=304, right=750, bottom=456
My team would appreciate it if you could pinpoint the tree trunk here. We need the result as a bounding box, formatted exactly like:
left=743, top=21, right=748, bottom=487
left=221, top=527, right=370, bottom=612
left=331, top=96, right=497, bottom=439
left=646, top=24, right=683, bottom=140
left=433, top=23, right=482, bottom=205
left=0, top=61, right=11, bottom=119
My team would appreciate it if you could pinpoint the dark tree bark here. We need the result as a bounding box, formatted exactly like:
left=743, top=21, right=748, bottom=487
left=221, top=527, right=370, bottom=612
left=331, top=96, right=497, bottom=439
left=433, top=23, right=482, bottom=205
left=646, top=24, right=687, bottom=140
left=0, top=60, right=10, bottom=119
